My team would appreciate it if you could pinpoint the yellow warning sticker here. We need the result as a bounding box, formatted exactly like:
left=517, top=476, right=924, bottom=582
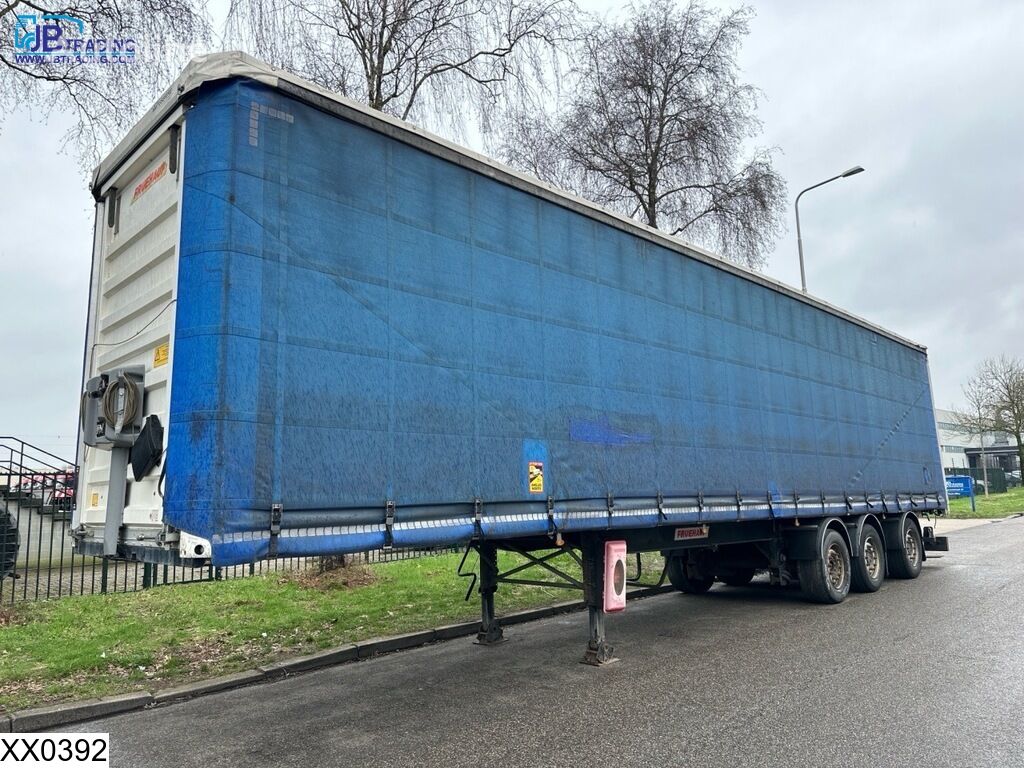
left=528, top=461, right=544, bottom=494
left=153, top=342, right=169, bottom=368
left=90, top=492, right=99, bottom=508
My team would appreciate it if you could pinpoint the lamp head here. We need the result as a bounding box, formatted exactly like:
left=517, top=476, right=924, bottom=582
left=841, top=166, right=865, bottom=178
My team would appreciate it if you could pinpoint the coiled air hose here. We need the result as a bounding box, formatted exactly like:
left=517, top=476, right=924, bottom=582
left=101, top=373, right=141, bottom=431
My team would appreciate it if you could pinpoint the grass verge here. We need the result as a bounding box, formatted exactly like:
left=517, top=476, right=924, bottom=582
left=946, top=485, right=1024, bottom=519
left=0, top=550, right=661, bottom=713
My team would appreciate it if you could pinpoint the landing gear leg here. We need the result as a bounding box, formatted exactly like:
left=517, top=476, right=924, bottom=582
left=475, top=543, right=504, bottom=645
left=582, top=537, right=616, bottom=665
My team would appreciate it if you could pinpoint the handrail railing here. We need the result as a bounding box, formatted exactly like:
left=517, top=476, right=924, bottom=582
left=0, top=436, right=73, bottom=475
left=0, top=435, right=447, bottom=603
left=0, top=436, right=75, bottom=465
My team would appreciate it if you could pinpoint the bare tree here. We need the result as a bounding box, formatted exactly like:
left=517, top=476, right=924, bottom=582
left=0, top=0, right=208, bottom=165
left=981, top=356, right=1024, bottom=481
left=499, top=0, right=785, bottom=269
left=953, top=373, right=998, bottom=496
left=226, top=0, right=577, bottom=138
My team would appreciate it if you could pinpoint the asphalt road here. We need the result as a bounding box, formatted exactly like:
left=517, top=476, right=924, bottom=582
left=76, top=518, right=1024, bottom=767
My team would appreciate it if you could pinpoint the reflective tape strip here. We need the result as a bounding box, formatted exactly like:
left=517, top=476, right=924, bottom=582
left=394, top=518, right=474, bottom=530
left=214, top=523, right=386, bottom=544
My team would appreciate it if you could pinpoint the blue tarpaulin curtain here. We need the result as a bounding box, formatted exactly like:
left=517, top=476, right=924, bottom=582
left=164, top=80, right=943, bottom=565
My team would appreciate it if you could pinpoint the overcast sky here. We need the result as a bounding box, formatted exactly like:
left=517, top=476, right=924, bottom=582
left=1, top=0, right=1021, bottom=460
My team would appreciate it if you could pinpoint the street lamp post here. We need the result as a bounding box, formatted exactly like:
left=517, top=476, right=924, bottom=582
left=794, top=165, right=864, bottom=293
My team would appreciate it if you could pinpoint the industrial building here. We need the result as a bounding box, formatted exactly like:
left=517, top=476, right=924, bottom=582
left=934, top=408, right=1021, bottom=479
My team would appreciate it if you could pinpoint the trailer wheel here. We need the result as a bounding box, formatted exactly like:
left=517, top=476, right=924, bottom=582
left=850, top=525, right=885, bottom=592
left=798, top=529, right=851, bottom=604
left=887, top=517, right=923, bottom=579
left=718, top=568, right=756, bottom=587
left=667, top=554, right=714, bottom=594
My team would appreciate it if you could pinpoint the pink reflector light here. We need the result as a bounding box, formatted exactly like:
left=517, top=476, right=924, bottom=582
left=603, top=540, right=627, bottom=613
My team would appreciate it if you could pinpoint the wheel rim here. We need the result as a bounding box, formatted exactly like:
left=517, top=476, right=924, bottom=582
left=863, top=537, right=881, bottom=581
left=904, top=526, right=920, bottom=567
left=826, top=542, right=846, bottom=591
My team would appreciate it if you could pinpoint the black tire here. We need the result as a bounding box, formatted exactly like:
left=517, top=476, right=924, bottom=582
left=718, top=568, right=756, bottom=587
left=851, top=524, right=886, bottom=593
left=798, top=529, right=851, bottom=604
left=667, top=554, right=714, bottom=594
left=887, top=517, right=923, bottom=579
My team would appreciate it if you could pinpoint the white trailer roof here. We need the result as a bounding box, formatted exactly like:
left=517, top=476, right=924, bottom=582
left=92, top=50, right=927, bottom=353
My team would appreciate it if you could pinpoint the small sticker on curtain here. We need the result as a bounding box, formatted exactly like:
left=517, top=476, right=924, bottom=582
left=528, top=461, right=544, bottom=494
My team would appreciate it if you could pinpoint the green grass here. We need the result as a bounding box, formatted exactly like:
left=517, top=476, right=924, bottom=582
left=0, top=550, right=659, bottom=713
left=947, top=485, right=1024, bottom=519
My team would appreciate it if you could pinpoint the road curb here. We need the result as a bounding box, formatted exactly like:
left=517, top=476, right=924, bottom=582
left=259, top=644, right=359, bottom=679
left=10, top=693, right=152, bottom=733
left=152, top=669, right=268, bottom=704
left=6, top=583, right=675, bottom=728
left=434, top=620, right=480, bottom=641
left=356, top=629, right=437, bottom=659
left=629, top=585, right=674, bottom=599
left=502, top=601, right=578, bottom=625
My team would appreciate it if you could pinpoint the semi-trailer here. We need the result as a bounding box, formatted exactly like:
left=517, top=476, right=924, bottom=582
left=76, top=52, right=949, bottom=663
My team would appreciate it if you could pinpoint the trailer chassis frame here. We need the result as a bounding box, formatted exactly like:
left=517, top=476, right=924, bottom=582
left=457, top=512, right=949, bottom=665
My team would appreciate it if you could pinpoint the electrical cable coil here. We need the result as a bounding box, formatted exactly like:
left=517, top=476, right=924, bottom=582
left=101, top=373, right=141, bottom=431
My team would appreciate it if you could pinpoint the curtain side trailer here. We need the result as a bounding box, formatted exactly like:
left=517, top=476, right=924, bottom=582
left=77, top=52, right=949, bottom=661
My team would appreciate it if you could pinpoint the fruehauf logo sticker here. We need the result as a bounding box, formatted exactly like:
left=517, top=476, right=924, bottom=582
left=13, top=13, right=136, bottom=64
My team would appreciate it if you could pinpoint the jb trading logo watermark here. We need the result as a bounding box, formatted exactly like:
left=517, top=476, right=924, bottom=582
left=13, top=13, right=136, bottom=64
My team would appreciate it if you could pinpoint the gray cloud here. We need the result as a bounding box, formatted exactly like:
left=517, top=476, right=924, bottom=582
left=0, top=112, right=92, bottom=460
left=1, top=0, right=1020, bottom=458
left=723, top=0, right=1024, bottom=408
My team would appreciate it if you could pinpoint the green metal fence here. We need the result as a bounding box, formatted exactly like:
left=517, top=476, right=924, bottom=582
left=1, top=436, right=453, bottom=604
